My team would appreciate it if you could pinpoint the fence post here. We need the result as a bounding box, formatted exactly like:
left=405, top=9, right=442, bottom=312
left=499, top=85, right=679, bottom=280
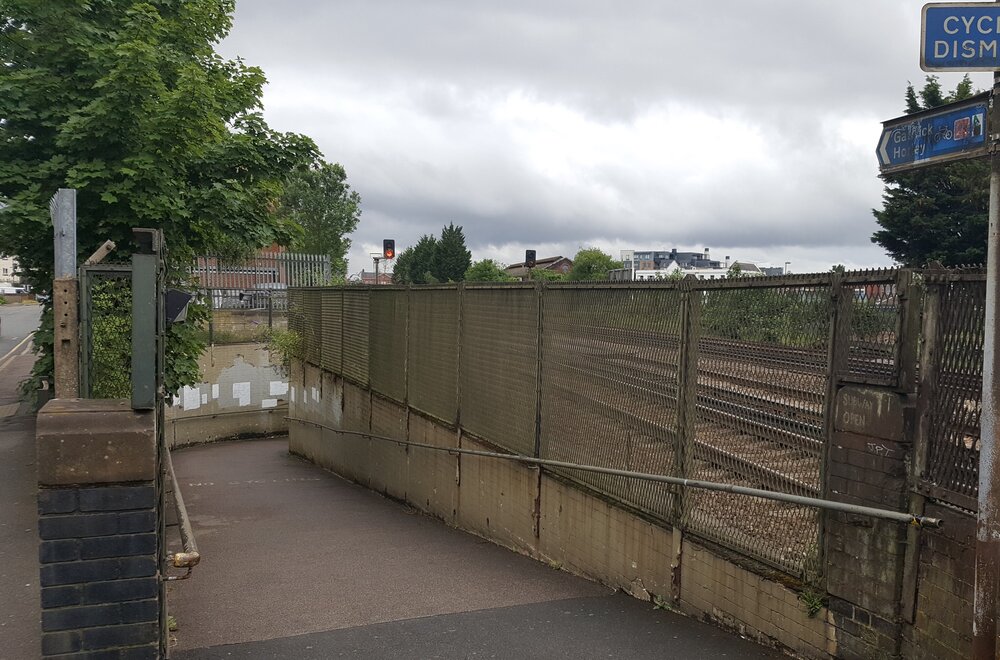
left=533, top=281, right=546, bottom=459
left=51, top=189, right=79, bottom=398
left=672, top=277, right=700, bottom=602
left=900, top=275, right=939, bottom=623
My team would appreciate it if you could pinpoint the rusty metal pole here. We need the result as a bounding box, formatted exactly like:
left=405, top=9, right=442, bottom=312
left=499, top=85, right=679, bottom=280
left=974, top=67, right=1000, bottom=660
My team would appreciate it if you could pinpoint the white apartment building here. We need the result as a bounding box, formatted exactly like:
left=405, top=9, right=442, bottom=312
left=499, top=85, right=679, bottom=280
left=0, top=255, right=20, bottom=285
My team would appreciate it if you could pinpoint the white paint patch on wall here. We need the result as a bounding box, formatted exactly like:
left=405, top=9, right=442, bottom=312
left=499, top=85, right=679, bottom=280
left=212, top=384, right=220, bottom=399
left=182, top=385, right=201, bottom=411
left=201, top=393, right=208, bottom=405
left=311, top=387, right=319, bottom=402
left=262, top=398, right=278, bottom=409
left=233, top=382, right=251, bottom=407
left=270, top=380, right=288, bottom=396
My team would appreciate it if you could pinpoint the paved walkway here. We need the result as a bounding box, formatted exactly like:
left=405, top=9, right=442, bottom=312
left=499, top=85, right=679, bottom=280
left=0, top=328, right=41, bottom=658
left=170, top=440, right=783, bottom=659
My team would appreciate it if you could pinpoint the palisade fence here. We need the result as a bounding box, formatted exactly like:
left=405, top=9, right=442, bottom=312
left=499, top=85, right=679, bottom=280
left=192, top=252, right=331, bottom=344
left=288, top=268, right=983, bottom=578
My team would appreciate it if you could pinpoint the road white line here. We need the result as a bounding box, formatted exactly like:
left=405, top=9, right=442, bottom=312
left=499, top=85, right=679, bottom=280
left=0, top=332, right=34, bottom=373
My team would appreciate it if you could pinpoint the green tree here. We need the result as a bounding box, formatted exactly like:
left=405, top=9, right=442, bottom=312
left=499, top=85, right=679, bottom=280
left=430, top=223, right=471, bottom=283
left=872, top=75, right=988, bottom=266
left=280, top=162, right=361, bottom=278
left=0, top=1, right=323, bottom=394
left=528, top=267, right=566, bottom=282
left=391, top=234, right=438, bottom=284
left=567, top=248, right=618, bottom=281
left=464, top=259, right=515, bottom=282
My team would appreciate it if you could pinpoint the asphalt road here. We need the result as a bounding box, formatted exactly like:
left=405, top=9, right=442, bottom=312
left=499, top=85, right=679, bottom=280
left=0, top=303, right=42, bottom=362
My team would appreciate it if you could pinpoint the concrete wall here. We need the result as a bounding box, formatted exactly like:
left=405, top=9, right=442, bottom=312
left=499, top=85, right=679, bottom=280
left=288, top=368, right=836, bottom=659
left=165, top=343, right=288, bottom=448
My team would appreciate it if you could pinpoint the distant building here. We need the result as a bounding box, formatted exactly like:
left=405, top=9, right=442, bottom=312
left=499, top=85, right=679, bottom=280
left=611, top=254, right=770, bottom=282
left=359, top=270, right=393, bottom=285
left=621, top=248, right=722, bottom=271
left=504, top=255, right=573, bottom=280
left=0, top=255, right=21, bottom=285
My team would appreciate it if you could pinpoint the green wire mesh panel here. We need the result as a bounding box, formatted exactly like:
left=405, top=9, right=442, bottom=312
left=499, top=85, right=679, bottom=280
left=84, top=271, right=133, bottom=399
left=407, top=288, right=459, bottom=424
left=369, top=288, right=407, bottom=403
left=300, top=288, right=323, bottom=367
left=287, top=288, right=304, bottom=338
left=924, top=276, right=985, bottom=507
left=459, top=285, right=538, bottom=455
left=685, top=279, right=831, bottom=577
left=839, top=271, right=901, bottom=385
left=539, top=284, right=684, bottom=523
left=320, top=289, right=343, bottom=375
left=342, top=288, right=370, bottom=387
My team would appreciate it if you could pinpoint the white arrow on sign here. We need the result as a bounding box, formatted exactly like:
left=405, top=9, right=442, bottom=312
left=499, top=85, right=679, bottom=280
left=879, top=128, right=893, bottom=166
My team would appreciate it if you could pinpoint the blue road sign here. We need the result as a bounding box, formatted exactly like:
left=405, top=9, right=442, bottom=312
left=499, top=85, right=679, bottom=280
left=922, top=3, right=1000, bottom=71
left=877, top=92, right=989, bottom=173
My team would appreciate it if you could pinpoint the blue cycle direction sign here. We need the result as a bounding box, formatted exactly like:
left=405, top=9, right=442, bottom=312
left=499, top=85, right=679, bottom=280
left=922, top=3, right=1000, bottom=71
left=877, top=92, right=989, bottom=173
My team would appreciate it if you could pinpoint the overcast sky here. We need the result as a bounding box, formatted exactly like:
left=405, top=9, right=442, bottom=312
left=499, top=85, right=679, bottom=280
left=218, top=1, right=991, bottom=276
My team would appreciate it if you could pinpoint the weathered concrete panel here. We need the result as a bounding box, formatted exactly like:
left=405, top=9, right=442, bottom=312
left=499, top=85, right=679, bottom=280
left=337, top=380, right=372, bottom=487
left=834, top=386, right=904, bottom=442
left=679, top=539, right=832, bottom=659
left=37, top=399, right=156, bottom=486
left=369, top=394, right=408, bottom=501
left=538, top=475, right=673, bottom=602
left=406, top=412, right=458, bottom=523
left=456, top=435, right=538, bottom=556
left=166, top=343, right=289, bottom=447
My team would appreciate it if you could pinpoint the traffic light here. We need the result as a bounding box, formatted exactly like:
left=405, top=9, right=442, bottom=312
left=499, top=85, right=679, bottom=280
left=383, top=239, right=395, bottom=259
left=525, top=249, right=536, bottom=268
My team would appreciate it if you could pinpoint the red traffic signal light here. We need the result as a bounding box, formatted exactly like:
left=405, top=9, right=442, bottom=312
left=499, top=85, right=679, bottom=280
left=383, top=239, right=395, bottom=259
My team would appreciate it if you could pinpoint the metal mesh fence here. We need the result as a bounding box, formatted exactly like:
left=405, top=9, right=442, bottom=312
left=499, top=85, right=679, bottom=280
left=838, top=272, right=900, bottom=384
left=287, top=268, right=987, bottom=578
left=194, top=252, right=328, bottom=345
left=342, top=289, right=370, bottom=386
left=407, top=288, right=460, bottom=424
left=81, top=266, right=133, bottom=399
left=369, top=289, right=408, bottom=403
left=539, top=284, right=684, bottom=523
left=686, top=278, right=831, bottom=575
left=320, top=289, right=343, bottom=374
left=459, top=285, right=539, bottom=455
left=924, top=275, right=985, bottom=507
left=287, top=288, right=304, bottom=339
left=301, top=288, right=323, bottom=366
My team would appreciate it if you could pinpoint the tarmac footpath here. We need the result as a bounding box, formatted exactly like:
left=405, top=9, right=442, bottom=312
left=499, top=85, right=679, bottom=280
left=169, top=439, right=783, bottom=659
left=0, top=334, right=42, bottom=658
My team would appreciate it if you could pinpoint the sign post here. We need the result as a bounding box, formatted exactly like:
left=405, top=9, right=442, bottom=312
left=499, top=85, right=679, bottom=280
left=977, top=71, right=1000, bottom=658
left=913, top=4, right=1000, bottom=658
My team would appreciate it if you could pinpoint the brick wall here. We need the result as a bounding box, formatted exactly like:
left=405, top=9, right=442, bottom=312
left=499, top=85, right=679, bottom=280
left=902, top=502, right=975, bottom=659
left=36, top=399, right=162, bottom=659
left=38, top=485, right=159, bottom=658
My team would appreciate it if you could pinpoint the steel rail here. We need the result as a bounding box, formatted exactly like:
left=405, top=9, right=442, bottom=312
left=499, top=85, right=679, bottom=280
left=163, top=448, right=200, bottom=580
left=285, top=416, right=943, bottom=528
